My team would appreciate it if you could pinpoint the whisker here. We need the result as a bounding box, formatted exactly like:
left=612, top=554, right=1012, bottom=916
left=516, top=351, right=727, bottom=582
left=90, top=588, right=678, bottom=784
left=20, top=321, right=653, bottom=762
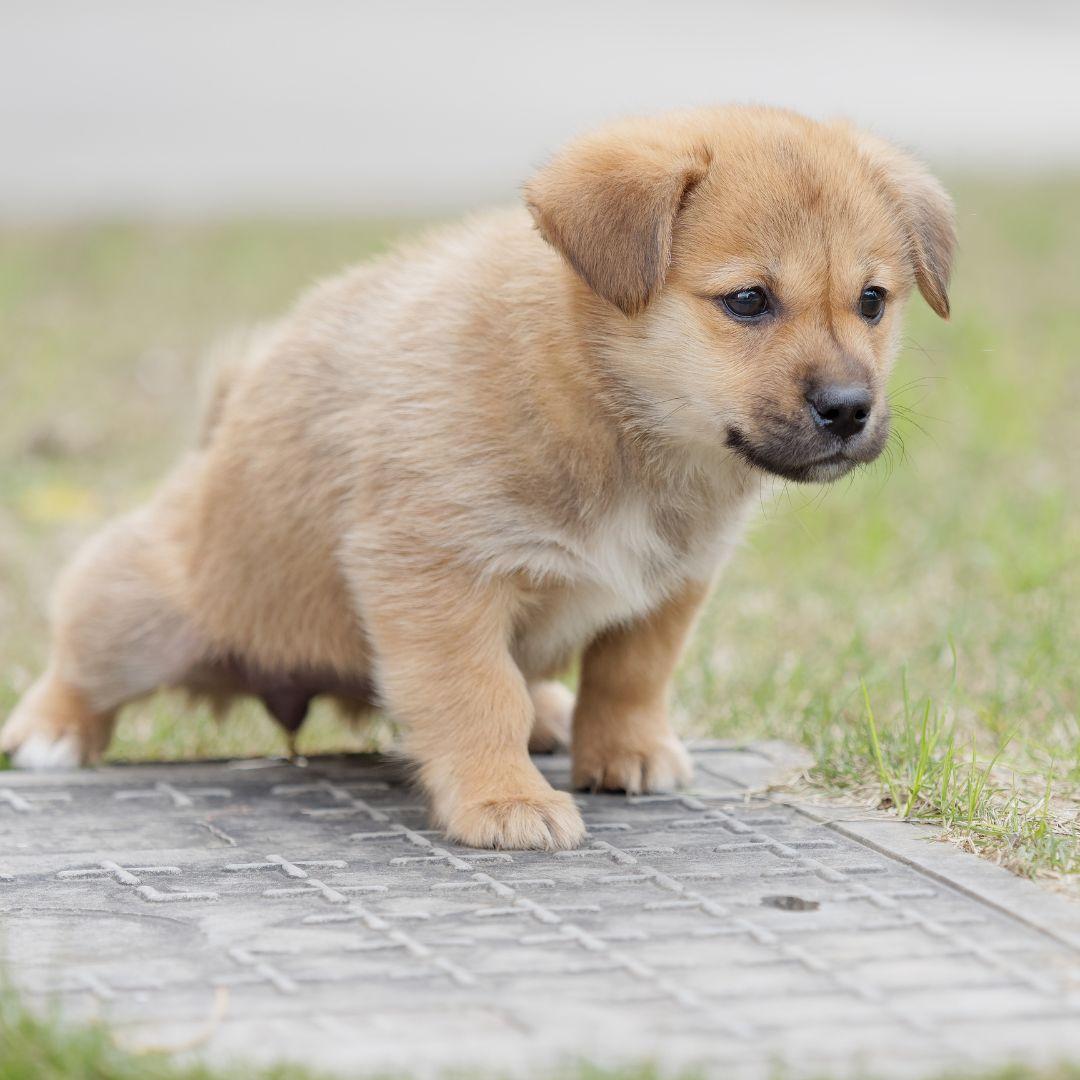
left=899, top=337, right=948, bottom=367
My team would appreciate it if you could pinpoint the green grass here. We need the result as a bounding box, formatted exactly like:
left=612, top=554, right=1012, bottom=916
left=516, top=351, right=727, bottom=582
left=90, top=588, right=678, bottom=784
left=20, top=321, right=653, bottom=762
left=0, top=989, right=323, bottom=1079
left=801, top=676, right=1079, bottom=879
left=1, top=181, right=1078, bottom=894
left=3, top=990, right=1080, bottom=1080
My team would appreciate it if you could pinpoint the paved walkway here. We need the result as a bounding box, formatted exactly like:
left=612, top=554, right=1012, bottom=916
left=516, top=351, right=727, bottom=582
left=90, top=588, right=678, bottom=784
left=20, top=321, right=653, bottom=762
left=2, top=744, right=1079, bottom=1077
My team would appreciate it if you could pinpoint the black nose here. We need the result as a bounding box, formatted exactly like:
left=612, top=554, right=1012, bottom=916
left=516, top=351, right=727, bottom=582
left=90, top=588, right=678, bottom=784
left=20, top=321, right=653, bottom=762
left=806, top=385, right=872, bottom=441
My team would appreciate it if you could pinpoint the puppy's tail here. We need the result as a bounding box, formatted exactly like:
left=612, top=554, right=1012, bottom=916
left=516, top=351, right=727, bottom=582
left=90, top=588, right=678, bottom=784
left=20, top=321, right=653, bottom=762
left=196, top=324, right=278, bottom=447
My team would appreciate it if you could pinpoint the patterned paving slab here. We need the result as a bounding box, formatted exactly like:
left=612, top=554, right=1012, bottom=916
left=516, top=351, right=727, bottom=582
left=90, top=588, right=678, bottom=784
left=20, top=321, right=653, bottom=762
left=2, top=743, right=1079, bottom=1078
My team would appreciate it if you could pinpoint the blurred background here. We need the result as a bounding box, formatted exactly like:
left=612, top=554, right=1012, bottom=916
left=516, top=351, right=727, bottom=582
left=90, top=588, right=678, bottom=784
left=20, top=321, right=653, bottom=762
left=1, top=1, right=1077, bottom=884
left=3, top=0, right=1080, bottom=219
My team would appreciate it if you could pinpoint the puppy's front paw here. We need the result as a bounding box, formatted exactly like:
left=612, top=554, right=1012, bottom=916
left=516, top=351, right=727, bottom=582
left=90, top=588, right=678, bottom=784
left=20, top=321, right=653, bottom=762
left=528, top=680, right=574, bottom=753
left=445, top=788, right=585, bottom=851
left=572, top=728, right=693, bottom=794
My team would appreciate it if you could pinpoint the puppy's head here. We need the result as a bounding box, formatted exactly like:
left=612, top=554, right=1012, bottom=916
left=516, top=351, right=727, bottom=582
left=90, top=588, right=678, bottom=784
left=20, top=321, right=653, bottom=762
left=525, top=107, right=956, bottom=482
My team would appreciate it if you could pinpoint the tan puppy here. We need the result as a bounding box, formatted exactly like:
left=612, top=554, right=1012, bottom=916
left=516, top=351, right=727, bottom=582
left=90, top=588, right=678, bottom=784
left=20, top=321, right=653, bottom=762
left=1, top=106, right=955, bottom=850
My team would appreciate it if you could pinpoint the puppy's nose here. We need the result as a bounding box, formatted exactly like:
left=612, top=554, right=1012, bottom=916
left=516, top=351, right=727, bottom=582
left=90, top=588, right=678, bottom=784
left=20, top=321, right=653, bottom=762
left=806, top=385, right=872, bottom=441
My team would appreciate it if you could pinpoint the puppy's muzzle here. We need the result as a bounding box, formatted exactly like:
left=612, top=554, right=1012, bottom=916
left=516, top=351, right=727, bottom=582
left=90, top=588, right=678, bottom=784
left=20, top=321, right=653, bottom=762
left=805, top=384, right=872, bottom=442
left=726, top=380, right=888, bottom=484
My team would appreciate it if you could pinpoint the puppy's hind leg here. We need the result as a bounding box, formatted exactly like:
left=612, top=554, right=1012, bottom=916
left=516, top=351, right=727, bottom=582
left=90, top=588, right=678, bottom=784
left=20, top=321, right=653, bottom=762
left=1, top=672, right=114, bottom=769
left=2, top=511, right=204, bottom=768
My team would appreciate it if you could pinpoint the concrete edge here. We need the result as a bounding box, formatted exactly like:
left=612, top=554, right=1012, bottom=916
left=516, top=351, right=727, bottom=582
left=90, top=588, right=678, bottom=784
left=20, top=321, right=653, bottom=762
left=788, top=800, right=1080, bottom=952
left=688, top=737, right=816, bottom=769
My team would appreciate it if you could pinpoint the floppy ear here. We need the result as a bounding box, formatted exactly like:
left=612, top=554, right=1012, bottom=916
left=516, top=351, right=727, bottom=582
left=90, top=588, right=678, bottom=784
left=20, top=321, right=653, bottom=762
left=858, top=135, right=957, bottom=319
left=524, top=130, right=711, bottom=316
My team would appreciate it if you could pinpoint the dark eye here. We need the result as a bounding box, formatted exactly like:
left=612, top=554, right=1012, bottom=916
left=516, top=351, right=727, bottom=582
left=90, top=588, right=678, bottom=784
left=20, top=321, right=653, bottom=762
left=721, top=286, right=770, bottom=320
left=859, top=286, right=886, bottom=323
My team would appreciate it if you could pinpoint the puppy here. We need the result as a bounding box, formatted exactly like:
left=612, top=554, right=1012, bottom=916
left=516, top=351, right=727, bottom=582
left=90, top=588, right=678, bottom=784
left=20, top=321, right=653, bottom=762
left=1, top=106, right=955, bottom=850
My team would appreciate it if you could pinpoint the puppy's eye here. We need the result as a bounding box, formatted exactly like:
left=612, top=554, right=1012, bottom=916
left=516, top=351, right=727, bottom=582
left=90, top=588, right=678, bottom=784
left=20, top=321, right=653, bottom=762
left=721, top=287, right=770, bottom=320
left=859, top=286, right=886, bottom=323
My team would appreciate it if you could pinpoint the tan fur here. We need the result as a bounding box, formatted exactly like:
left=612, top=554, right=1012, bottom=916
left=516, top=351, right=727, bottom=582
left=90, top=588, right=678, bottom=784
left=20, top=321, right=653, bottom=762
left=1, top=105, right=954, bottom=849
left=573, top=578, right=710, bottom=793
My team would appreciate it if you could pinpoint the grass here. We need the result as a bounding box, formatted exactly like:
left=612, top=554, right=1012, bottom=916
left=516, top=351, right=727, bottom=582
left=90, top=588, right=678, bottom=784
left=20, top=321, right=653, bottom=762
left=3, top=990, right=1080, bottom=1080
left=0, top=181, right=1078, bottom=897
left=801, top=676, right=1079, bottom=880
left=0, top=989, right=321, bottom=1079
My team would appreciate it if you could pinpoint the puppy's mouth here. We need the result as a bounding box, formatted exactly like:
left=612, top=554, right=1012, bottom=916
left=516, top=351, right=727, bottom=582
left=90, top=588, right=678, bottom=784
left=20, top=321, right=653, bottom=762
left=725, top=424, right=887, bottom=484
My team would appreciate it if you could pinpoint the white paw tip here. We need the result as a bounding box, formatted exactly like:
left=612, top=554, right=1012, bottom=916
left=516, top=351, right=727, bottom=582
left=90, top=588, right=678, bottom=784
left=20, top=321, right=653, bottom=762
left=544, top=682, right=576, bottom=709
left=531, top=681, right=576, bottom=722
left=10, top=733, right=81, bottom=770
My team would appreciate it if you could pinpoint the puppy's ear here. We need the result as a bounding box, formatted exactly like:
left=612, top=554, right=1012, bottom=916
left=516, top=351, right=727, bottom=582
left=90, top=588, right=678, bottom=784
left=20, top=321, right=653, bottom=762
left=524, top=130, right=711, bottom=316
left=895, top=161, right=956, bottom=320
left=857, top=134, right=957, bottom=319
